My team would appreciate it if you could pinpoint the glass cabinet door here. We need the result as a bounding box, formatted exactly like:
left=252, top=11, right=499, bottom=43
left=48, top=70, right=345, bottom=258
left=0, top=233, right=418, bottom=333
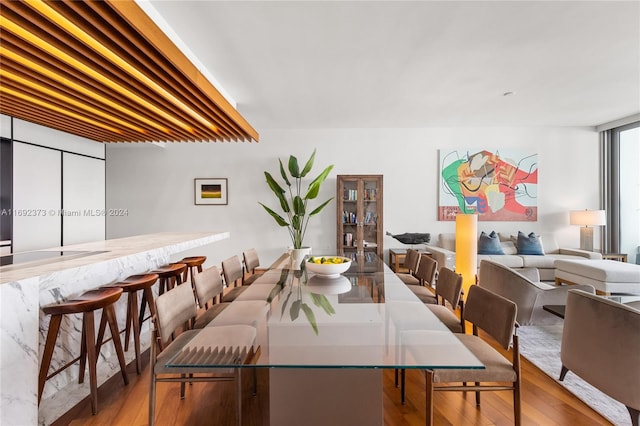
left=337, top=175, right=383, bottom=261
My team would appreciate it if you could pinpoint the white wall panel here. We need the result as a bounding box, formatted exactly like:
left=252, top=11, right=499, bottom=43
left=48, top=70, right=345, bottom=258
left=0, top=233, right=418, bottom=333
left=0, top=115, right=11, bottom=139
left=12, top=118, right=105, bottom=158
left=13, top=143, right=61, bottom=252
left=62, top=153, right=105, bottom=245
left=106, top=127, right=601, bottom=268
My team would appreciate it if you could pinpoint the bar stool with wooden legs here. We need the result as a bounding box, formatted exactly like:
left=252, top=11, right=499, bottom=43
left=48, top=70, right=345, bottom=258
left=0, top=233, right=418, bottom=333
left=179, top=256, right=206, bottom=288
left=105, top=273, right=159, bottom=374
left=138, top=263, right=187, bottom=332
left=179, top=256, right=207, bottom=304
left=153, top=263, right=187, bottom=295
left=38, top=287, right=129, bottom=415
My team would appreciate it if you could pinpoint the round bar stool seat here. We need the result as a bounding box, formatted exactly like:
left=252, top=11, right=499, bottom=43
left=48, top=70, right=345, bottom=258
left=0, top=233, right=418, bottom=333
left=108, top=273, right=159, bottom=374
left=39, top=287, right=128, bottom=415
left=180, top=255, right=206, bottom=287
left=179, top=256, right=207, bottom=306
left=152, top=263, right=187, bottom=294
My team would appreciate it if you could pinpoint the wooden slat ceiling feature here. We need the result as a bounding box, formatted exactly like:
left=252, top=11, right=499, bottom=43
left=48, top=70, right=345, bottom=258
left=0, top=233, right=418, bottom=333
left=0, top=0, right=259, bottom=143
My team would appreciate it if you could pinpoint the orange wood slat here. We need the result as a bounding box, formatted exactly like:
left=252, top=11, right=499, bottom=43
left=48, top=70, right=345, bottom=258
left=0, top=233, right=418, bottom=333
left=71, top=1, right=241, bottom=141
left=0, top=0, right=258, bottom=143
left=1, top=95, right=117, bottom=142
left=106, top=0, right=259, bottom=141
left=0, top=63, right=167, bottom=140
left=0, top=77, right=180, bottom=143
left=0, top=36, right=188, bottom=140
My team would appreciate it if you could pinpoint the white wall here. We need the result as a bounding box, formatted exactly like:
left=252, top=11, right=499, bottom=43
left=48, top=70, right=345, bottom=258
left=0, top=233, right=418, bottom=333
left=12, top=118, right=105, bottom=158
left=12, top=143, right=62, bottom=252
left=106, top=126, right=600, bottom=267
left=62, top=153, right=106, bottom=245
left=0, top=115, right=11, bottom=139
left=3, top=115, right=106, bottom=252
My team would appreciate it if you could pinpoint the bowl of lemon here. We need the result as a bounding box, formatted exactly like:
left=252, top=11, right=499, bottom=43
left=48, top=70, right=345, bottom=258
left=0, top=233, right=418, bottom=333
left=305, top=256, right=352, bottom=278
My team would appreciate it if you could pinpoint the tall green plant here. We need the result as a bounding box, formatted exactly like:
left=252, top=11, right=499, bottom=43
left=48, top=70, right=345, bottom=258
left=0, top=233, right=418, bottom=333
left=259, top=149, right=334, bottom=249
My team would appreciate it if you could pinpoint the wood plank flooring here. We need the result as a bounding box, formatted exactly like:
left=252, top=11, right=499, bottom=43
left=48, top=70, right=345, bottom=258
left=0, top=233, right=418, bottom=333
left=55, top=335, right=612, bottom=426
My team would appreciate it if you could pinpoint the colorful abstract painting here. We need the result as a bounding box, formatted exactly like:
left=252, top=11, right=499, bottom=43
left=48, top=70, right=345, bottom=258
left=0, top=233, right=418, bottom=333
left=438, top=149, right=538, bottom=221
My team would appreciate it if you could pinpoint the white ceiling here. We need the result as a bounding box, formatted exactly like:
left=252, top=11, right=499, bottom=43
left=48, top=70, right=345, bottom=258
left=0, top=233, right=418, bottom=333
left=148, top=0, right=639, bottom=130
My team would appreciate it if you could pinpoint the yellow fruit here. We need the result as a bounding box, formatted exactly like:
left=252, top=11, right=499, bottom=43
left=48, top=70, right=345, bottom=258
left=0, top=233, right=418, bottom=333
left=307, top=256, right=349, bottom=264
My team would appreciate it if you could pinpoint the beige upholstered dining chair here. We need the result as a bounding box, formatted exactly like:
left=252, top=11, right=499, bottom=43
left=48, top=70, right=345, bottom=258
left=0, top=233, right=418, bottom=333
left=560, top=289, right=640, bottom=426
left=396, top=248, right=421, bottom=286
left=242, top=248, right=265, bottom=285
left=407, top=254, right=438, bottom=303
left=149, top=282, right=256, bottom=426
left=422, top=285, right=521, bottom=426
left=221, top=255, right=248, bottom=302
left=398, top=266, right=465, bottom=404
left=425, top=266, right=465, bottom=334
left=192, top=265, right=231, bottom=329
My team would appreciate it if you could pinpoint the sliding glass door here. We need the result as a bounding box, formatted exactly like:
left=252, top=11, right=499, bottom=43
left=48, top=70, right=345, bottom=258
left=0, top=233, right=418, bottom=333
left=604, top=122, right=640, bottom=264
left=618, top=124, right=640, bottom=264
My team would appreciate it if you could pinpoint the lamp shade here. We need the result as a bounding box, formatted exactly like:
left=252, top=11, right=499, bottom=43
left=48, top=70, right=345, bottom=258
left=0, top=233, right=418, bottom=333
left=455, top=213, right=478, bottom=298
left=569, top=210, right=606, bottom=226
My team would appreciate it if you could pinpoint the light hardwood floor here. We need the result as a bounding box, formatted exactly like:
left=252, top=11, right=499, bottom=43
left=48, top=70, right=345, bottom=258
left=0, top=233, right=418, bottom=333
left=56, top=336, right=612, bottom=426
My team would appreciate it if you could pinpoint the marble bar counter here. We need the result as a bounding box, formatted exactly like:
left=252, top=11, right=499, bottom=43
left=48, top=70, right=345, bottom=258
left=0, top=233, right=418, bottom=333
left=0, top=232, right=229, bottom=426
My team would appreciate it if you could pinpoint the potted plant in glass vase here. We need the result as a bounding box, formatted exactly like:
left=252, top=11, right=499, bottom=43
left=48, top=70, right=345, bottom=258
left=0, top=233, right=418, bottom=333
left=260, top=149, right=334, bottom=266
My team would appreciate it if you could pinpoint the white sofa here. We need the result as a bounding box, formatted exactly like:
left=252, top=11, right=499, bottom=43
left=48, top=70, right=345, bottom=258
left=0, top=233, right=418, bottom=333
left=427, top=232, right=602, bottom=282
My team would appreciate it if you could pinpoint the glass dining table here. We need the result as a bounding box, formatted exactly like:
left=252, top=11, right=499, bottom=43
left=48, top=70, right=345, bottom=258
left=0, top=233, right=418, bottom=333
left=166, top=254, right=483, bottom=425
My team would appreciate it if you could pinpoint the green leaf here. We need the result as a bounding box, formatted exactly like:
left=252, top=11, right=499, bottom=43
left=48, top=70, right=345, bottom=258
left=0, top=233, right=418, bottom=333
left=309, top=198, right=334, bottom=216
left=278, top=159, right=291, bottom=187
left=288, top=155, right=301, bottom=178
left=305, top=181, right=321, bottom=200
left=280, top=290, right=292, bottom=319
left=290, top=300, right=301, bottom=321
left=276, top=192, right=290, bottom=213
left=293, top=196, right=305, bottom=215
left=266, top=283, right=283, bottom=303
left=305, top=165, right=334, bottom=199
left=301, top=303, right=318, bottom=335
left=310, top=293, right=335, bottom=316
left=291, top=214, right=302, bottom=230
left=259, top=203, right=289, bottom=226
left=300, top=149, right=316, bottom=177
left=264, top=172, right=285, bottom=195
left=310, top=292, right=322, bottom=306
left=317, top=294, right=336, bottom=315
left=277, top=269, right=290, bottom=286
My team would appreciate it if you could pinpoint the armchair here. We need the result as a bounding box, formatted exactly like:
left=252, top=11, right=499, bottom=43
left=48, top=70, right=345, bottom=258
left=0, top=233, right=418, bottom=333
left=477, top=260, right=595, bottom=325
left=560, top=289, right=640, bottom=426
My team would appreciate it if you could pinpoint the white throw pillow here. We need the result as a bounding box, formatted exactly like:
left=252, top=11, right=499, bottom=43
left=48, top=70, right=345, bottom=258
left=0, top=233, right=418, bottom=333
left=539, top=233, right=559, bottom=254
left=501, top=241, right=517, bottom=255
left=438, top=233, right=456, bottom=251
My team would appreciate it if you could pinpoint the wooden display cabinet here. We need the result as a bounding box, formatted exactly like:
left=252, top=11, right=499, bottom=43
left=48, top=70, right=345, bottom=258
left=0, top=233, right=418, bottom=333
left=336, top=175, right=383, bottom=261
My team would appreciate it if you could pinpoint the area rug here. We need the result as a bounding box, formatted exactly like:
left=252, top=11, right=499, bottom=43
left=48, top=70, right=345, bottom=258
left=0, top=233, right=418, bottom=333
left=517, top=325, right=630, bottom=426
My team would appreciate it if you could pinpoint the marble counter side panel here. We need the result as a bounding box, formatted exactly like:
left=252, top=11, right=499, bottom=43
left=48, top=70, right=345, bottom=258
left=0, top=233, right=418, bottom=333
left=1, top=277, right=40, bottom=426
left=0, top=232, right=230, bottom=426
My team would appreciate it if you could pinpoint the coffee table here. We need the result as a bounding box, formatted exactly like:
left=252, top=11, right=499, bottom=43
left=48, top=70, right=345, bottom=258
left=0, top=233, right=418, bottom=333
left=543, top=294, right=640, bottom=320
left=543, top=304, right=566, bottom=319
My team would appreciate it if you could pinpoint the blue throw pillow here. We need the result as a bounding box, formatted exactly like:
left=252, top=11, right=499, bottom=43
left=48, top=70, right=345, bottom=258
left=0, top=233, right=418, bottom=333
left=517, top=231, right=544, bottom=255
left=478, top=231, right=504, bottom=255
